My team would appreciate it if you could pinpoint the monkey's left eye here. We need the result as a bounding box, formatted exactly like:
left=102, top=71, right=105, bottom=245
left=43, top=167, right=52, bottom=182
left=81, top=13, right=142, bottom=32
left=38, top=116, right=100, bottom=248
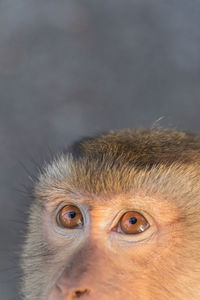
left=56, top=205, right=83, bottom=229
left=117, top=211, right=150, bottom=234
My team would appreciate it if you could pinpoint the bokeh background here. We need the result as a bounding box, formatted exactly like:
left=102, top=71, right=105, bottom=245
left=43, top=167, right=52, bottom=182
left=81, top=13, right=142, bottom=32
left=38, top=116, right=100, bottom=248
left=0, top=1, right=200, bottom=299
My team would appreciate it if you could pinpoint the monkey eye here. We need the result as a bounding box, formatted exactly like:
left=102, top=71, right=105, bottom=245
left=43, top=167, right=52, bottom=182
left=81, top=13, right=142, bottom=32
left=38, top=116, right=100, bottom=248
left=56, top=205, right=83, bottom=229
left=117, top=211, right=150, bottom=234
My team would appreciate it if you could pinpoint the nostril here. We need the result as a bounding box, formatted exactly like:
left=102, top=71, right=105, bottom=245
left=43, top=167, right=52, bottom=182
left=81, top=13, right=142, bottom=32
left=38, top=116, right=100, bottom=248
left=72, top=288, right=90, bottom=298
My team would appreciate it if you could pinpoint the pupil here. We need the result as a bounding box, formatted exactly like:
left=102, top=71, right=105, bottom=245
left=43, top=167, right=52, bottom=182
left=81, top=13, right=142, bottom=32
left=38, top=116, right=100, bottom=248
left=129, top=217, right=137, bottom=224
left=68, top=211, right=76, bottom=218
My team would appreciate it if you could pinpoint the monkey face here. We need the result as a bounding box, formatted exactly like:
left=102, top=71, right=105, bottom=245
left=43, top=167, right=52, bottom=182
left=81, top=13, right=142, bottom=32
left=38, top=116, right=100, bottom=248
left=43, top=193, right=184, bottom=300
left=21, top=129, right=200, bottom=300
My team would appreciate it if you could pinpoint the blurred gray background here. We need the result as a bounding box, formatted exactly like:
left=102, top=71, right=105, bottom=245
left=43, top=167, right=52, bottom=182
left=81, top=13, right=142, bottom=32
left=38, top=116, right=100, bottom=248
left=0, top=0, right=200, bottom=299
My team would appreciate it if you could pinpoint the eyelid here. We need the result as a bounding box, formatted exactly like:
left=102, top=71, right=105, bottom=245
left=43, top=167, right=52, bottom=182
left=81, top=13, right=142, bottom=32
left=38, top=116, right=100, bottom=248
left=53, top=202, right=89, bottom=235
left=109, top=208, right=151, bottom=229
left=109, top=209, right=157, bottom=243
left=56, top=205, right=83, bottom=229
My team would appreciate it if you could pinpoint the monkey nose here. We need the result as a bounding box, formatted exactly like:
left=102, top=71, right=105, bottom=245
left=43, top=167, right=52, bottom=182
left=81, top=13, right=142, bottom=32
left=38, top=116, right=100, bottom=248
left=56, top=284, right=92, bottom=300
left=48, top=284, right=92, bottom=300
left=70, top=288, right=90, bottom=299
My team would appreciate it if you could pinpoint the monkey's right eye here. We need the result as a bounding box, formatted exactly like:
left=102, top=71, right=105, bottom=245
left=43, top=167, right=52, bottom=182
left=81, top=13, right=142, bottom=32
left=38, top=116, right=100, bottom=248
left=56, top=205, right=83, bottom=229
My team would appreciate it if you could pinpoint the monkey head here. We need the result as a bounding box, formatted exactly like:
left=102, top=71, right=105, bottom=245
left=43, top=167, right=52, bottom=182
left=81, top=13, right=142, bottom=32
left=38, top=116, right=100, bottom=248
left=21, top=129, right=200, bottom=300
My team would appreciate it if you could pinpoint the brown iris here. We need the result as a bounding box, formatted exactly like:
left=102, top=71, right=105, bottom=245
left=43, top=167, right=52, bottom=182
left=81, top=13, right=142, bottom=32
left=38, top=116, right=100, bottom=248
left=119, top=211, right=149, bottom=234
left=57, top=205, right=83, bottom=229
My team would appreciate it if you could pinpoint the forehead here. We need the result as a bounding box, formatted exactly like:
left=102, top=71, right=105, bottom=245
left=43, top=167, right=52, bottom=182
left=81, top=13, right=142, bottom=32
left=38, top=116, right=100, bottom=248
left=38, top=129, right=200, bottom=192
left=36, top=162, right=200, bottom=215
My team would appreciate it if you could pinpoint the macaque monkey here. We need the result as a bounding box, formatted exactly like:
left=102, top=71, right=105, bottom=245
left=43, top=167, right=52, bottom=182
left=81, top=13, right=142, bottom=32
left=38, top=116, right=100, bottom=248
left=21, top=129, right=200, bottom=300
